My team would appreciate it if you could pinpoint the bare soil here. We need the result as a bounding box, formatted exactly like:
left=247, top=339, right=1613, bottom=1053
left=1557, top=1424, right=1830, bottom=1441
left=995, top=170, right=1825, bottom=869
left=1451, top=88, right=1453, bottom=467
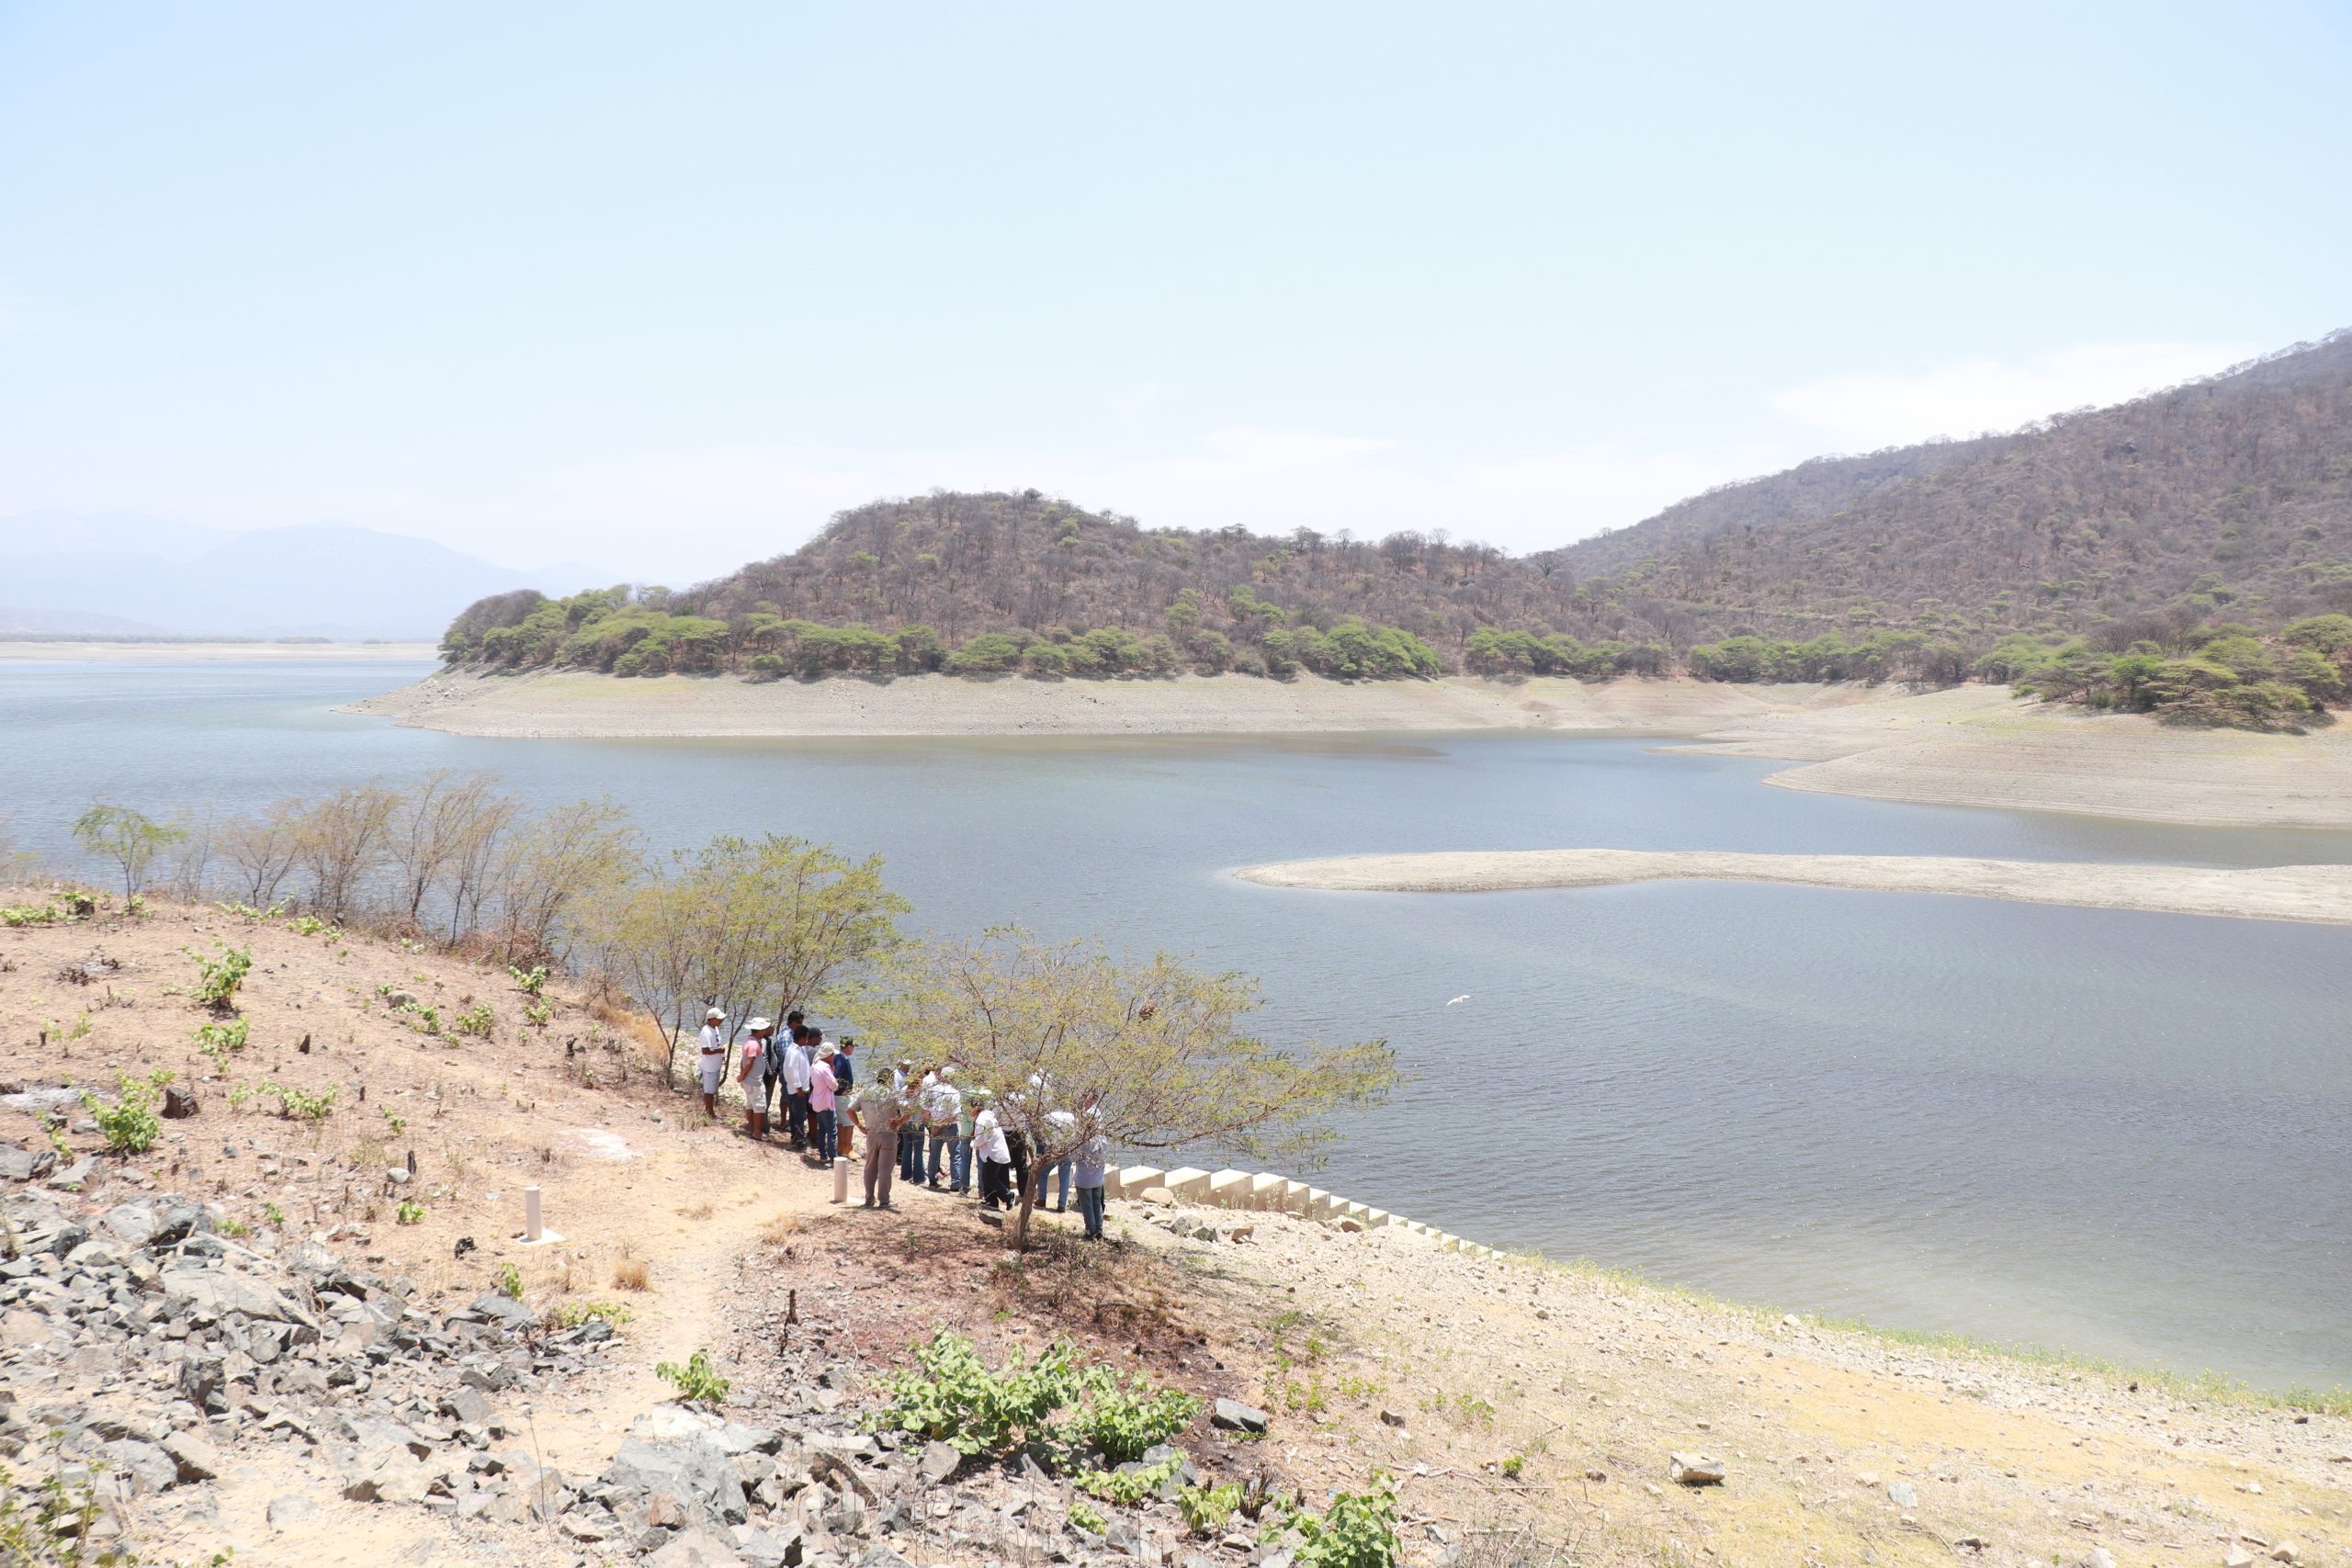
left=3, top=894, right=2346, bottom=1566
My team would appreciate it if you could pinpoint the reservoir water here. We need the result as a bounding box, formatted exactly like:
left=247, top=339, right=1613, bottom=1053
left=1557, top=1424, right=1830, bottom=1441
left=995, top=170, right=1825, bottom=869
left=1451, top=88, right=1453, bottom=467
left=5, top=659, right=2349, bottom=1391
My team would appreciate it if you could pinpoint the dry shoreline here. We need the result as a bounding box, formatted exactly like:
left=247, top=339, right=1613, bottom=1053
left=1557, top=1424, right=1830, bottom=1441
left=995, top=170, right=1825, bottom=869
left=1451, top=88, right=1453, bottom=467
left=1236, top=847, right=2352, bottom=924
left=345, top=666, right=1872, bottom=739
left=345, top=666, right=2352, bottom=831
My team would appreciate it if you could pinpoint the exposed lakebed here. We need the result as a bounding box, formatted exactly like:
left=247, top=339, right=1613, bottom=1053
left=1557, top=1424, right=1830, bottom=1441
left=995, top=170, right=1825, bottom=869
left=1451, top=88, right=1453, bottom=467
left=6, top=658, right=2350, bottom=1391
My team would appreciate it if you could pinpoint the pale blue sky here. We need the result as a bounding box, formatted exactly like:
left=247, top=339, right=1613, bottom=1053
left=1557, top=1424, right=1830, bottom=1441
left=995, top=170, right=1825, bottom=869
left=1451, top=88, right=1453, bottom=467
left=2, top=2, right=2345, bottom=581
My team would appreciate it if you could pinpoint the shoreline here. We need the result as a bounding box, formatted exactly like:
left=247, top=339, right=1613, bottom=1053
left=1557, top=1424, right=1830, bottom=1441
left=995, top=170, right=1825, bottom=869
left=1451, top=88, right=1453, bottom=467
left=344, top=666, right=1871, bottom=739
left=1235, top=846, right=2352, bottom=924
left=343, top=666, right=2352, bottom=830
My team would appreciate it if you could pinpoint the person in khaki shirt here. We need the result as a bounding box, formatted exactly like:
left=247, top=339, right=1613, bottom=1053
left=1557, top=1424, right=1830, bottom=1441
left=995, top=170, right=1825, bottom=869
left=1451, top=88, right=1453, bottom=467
left=852, top=1078, right=910, bottom=1209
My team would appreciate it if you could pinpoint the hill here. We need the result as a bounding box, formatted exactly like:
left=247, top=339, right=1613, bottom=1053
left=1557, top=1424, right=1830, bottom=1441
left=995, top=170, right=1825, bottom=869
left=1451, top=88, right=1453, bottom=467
left=437, top=329, right=2352, bottom=706
left=0, top=515, right=608, bottom=639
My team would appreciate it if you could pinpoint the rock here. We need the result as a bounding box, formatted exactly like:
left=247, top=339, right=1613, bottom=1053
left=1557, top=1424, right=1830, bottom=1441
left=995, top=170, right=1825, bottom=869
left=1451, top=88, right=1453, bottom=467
left=2225, top=1552, right=2256, bottom=1568
left=96, top=1439, right=179, bottom=1496
left=2271, top=1546, right=2301, bottom=1565
left=858, top=1545, right=916, bottom=1568
left=2081, top=1550, right=2118, bottom=1568
left=1378, top=1408, right=1408, bottom=1428
left=161, top=1266, right=311, bottom=1325
left=163, top=1085, right=200, bottom=1119
left=1139, top=1187, right=1176, bottom=1205
left=1334, top=1217, right=1365, bottom=1233
left=465, top=1291, right=540, bottom=1332
left=266, top=1494, right=317, bottom=1528
left=0, top=1145, right=56, bottom=1182
left=99, top=1201, right=160, bottom=1248
left=736, top=1526, right=804, bottom=1568
left=51, top=1157, right=99, bottom=1191
left=602, top=1437, right=748, bottom=1524
left=917, top=1439, right=961, bottom=1485
left=1668, top=1453, right=1725, bottom=1486
left=647, top=1527, right=742, bottom=1566
left=1212, top=1398, right=1269, bottom=1434
left=558, top=1508, right=615, bottom=1541
left=384, top=990, right=418, bottom=1009
left=1887, top=1481, right=1919, bottom=1508
left=163, top=1430, right=224, bottom=1483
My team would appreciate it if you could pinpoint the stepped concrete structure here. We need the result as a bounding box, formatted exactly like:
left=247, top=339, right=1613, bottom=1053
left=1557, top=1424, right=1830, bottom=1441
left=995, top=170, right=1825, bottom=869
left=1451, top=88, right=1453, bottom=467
left=1098, top=1160, right=1501, bottom=1258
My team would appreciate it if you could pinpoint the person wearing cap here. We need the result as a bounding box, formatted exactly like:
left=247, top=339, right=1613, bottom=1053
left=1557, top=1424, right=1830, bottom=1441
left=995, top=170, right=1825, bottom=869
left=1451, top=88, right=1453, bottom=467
left=922, top=1065, right=964, bottom=1191
left=828, top=1036, right=858, bottom=1158
left=696, top=1007, right=729, bottom=1122
left=807, top=1032, right=838, bottom=1169
left=897, top=1062, right=927, bottom=1184
left=737, top=1017, right=775, bottom=1141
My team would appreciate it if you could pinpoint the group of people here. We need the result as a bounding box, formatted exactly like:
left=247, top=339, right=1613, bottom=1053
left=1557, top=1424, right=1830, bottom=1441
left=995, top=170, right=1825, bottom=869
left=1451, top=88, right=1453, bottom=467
left=695, top=1006, right=1112, bottom=1240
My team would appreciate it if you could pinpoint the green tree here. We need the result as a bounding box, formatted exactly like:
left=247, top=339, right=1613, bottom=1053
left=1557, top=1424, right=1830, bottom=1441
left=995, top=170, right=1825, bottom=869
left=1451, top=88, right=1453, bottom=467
left=71, top=802, right=186, bottom=898
left=592, top=835, right=905, bottom=1089
left=856, top=929, right=1396, bottom=1250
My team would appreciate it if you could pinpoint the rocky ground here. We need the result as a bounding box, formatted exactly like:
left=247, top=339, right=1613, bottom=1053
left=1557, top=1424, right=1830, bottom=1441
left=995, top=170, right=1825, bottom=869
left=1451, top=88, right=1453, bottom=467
left=3, top=890, right=2347, bottom=1567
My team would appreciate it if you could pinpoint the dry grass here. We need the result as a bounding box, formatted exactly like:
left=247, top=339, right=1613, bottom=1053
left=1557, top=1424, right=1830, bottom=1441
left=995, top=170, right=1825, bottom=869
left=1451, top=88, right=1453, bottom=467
left=760, top=1213, right=805, bottom=1245
left=612, top=1257, right=651, bottom=1292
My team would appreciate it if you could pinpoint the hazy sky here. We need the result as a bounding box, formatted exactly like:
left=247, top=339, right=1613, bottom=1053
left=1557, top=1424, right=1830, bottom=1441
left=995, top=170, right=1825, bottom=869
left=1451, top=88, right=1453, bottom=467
left=2, top=3, right=2346, bottom=583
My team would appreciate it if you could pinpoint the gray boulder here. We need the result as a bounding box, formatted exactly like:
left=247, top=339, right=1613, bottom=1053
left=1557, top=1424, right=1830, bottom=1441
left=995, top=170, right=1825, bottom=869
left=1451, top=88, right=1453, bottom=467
left=601, top=1438, right=747, bottom=1525
left=1211, top=1398, right=1268, bottom=1433
left=647, top=1529, right=742, bottom=1567
left=0, top=1145, right=55, bottom=1182
left=96, top=1438, right=178, bottom=1496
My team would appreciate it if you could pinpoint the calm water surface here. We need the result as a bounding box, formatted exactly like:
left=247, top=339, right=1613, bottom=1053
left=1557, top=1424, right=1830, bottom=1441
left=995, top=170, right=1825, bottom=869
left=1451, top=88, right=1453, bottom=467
left=5, top=660, right=2348, bottom=1390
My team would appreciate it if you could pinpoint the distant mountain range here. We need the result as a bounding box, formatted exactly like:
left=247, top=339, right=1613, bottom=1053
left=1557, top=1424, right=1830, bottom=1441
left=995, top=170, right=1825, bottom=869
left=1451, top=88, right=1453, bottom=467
left=0, top=514, right=610, bottom=639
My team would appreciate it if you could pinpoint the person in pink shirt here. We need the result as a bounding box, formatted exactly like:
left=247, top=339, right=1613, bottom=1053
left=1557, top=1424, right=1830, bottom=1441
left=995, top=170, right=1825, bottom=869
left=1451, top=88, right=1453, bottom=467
left=808, top=1046, right=839, bottom=1168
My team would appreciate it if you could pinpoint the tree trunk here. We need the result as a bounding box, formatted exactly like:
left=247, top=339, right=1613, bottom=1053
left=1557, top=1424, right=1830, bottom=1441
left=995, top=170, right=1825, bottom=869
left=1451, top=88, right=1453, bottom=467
left=1011, top=1166, right=1040, bottom=1252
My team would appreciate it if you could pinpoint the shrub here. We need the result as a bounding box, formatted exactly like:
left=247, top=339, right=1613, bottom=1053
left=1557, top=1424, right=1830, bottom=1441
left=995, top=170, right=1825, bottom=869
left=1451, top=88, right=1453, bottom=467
left=81, top=1071, right=171, bottom=1155
left=1072, top=1453, right=1183, bottom=1506
left=495, top=1261, right=525, bottom=1300
left=1060, top=1364, right=1201, bottom=1464
left=188, top=942, right=253, bottom=1010
left=194, top=1018, right=249, bottom=1055
left=395, top=1201, right=425, bottom=1224
left=867, top=1329, right=1083, bottom=1458
left=256, top=1080, right=337, bottom=1121
left=1068, top=1500, right=1107, bottom=1536
left=1286, top=1478, right=1401, bottom=1568
left=1179, top=1482, right=1243, bottom=1537
left=547, top=1300, right=633, bottom=1330
left=507, top=964, right=549, bottom=997
left=656, top=1350, right=729, bottom=1407
left=452, top=1003, right=495, bottom=1038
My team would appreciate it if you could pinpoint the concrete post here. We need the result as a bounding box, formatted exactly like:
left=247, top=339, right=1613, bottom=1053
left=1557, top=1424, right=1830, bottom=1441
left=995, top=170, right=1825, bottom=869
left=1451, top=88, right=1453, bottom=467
left=524, top=1187, right=544, bottom=1244
left=1205, top=1170, right=1252, bottom=1207
left=831, top=1156, right=849, bottom=1205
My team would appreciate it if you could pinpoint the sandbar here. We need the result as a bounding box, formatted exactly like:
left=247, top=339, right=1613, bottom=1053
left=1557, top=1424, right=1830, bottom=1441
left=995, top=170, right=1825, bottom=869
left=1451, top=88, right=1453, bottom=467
left=1235, top=847, right=2352, bottom=924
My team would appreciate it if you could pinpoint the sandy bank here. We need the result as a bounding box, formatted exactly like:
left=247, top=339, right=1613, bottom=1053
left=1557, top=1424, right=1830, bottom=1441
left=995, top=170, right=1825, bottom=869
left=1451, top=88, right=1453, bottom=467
left=346, top=666, right=1872, bottom=739
left=0, top=639, right=438, bottom=662
left=1680, top=683, right=2352, bottom=829
left=1237, top=846, right=2352, bottom=924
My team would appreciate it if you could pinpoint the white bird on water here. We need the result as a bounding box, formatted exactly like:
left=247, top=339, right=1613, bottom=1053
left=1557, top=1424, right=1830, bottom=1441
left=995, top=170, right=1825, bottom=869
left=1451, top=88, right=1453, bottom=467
left=1445, top=995, right=1470, bottom=1007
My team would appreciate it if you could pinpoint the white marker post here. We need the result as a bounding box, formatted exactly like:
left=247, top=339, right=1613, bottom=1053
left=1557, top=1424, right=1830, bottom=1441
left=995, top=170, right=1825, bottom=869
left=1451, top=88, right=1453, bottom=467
left=519, top=1185, right=564, bottom=1246
left=831, top=1156, right=849, bottom=1205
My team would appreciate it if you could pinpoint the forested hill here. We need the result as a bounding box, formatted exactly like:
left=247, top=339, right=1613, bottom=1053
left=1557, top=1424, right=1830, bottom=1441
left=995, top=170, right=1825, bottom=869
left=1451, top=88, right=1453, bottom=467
left=441, top=329, right=2352, bottom=694
left=1551, top=329, right=2352, bottom=643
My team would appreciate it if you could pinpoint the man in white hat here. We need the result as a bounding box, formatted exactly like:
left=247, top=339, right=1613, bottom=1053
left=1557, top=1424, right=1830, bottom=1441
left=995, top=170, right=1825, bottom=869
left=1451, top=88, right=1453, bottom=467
left=737, top=1017, right=775, bottom=1141
left=696, top=1007, right=729, bottom=1121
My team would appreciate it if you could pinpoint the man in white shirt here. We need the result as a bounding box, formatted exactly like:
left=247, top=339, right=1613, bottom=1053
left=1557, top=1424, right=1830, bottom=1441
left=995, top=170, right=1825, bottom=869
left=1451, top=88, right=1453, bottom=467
left=780, top=1011, right=813, bottom=1150
left=971, top=1091, right=1012, bottom=1211
left=695, top=1007, right=728, bottom=1122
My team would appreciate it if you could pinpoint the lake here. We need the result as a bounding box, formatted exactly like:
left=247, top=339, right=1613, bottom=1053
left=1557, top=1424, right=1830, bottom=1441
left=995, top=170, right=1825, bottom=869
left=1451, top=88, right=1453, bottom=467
left=5, top=658, right=2349, bottom=1392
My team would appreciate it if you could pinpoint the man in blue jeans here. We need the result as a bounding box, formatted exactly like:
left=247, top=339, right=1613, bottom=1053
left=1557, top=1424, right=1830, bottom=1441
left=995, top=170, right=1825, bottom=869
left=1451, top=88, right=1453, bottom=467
left=921, top=1066, right=964, bottom=1190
